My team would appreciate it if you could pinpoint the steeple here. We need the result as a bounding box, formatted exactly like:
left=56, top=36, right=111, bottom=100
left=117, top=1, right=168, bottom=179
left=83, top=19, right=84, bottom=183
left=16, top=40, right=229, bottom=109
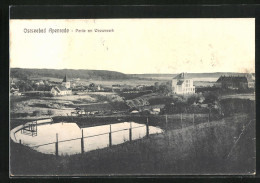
left=63, top=75, right=68, bottom=82
left=62, top=74, right=70, bottom=89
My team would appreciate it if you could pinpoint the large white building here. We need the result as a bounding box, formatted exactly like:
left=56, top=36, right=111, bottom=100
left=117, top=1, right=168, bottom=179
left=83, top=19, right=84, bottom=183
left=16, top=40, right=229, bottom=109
left=172, top=73, right=195, bottom=95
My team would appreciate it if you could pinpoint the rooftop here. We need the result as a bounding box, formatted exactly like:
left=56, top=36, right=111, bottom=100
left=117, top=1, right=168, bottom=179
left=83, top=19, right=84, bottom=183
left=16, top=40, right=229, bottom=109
left=177, top=80, right=184, bottom=85
left=216, top=76, right=248, bottom=83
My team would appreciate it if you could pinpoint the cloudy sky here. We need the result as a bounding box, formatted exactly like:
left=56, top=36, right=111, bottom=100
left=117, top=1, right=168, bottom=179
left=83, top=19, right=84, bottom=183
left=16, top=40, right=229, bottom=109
left=10, top=18, right=255, bottom=74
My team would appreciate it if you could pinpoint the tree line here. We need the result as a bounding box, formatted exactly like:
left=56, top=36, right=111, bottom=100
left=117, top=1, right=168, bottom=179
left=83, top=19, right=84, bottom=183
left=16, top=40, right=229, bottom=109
left=10, top=68, right=131, bottom=80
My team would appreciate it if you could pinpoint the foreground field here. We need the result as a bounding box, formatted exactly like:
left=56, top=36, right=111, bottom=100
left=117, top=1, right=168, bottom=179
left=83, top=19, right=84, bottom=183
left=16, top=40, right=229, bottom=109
left=10, top=114, right=255, bottom=175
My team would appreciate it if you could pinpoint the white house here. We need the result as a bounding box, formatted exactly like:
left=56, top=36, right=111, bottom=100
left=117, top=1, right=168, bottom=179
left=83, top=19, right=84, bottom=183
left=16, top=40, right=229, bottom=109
left=50, top=85, right=72, bottom=96
left=172, top=72, right=195, bottom=95
left=50, top=75, right=72, bottom=96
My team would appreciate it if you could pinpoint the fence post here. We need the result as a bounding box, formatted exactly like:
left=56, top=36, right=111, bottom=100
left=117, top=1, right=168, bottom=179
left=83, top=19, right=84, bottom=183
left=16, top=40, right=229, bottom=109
left=129, top=122, right=132, bottom=142
left=181, top=113, right=183, bottom=129
left=208, top=109, right=211, bottom=122
left=146, top=117, right=149, bottom=137
left=109, top=125, right=112, bottom=147
left=81, top=129, right=84, bottom=154
left=193, top=113, right=195, bottom=126
left=165, top=114, right=168, bottom=130
left=55, top=133, right=59, bottom=157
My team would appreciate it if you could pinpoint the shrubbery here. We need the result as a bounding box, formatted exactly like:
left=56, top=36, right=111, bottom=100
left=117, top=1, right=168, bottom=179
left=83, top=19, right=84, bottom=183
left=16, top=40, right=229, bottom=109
left=119, top=90, right=153, bottom=100
left=23, top=92, right=54, bottom=97
left=203, top=91, right=220, bottom=104
left=148, top=96, right=174, bottom=105
left=220, top=98, right=255, bottom=116
left=32, top=110, right=42, bottom=116
left=47, top=109, right=55, bottom=116
left=162, top=92, right=221, bottom=114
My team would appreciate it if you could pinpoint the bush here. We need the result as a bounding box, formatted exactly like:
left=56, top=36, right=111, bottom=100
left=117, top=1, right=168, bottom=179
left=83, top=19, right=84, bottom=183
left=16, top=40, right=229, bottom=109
left=203, top=91, right=220, bottom=104
left=11, top=112, right=30, bottom=118
left=220, top=98, right=255, bottom=117
left=47, top=110, right=55, bottom=116
left=187, top=94, right=200, bottom=105
left=148, top=96, right=173, bottom=105
left=32, top=110, right=42, bottom=116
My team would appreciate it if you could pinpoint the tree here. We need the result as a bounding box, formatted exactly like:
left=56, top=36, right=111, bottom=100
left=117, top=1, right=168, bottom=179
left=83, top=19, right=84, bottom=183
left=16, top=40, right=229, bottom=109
left=17, top=79, right=34, bottom=92
left=47, top=109, right=54, bottom=116
left=158, top=83, right=172, bottom=96
left=203, top=91, right=220, bottom=104
left=187, top=94, right=199, bottom=105
left=154, top=82, right=160, bottom=91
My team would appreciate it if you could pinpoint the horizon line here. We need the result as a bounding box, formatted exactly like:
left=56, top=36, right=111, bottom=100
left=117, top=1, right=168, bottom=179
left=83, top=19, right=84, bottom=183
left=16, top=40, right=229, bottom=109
left=10, top=67, right=255, bottom=75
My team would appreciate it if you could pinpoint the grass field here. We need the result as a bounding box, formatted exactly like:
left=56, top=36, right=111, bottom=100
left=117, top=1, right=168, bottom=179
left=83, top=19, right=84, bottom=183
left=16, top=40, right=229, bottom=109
left=10, top=113, right=255, bottom=175
left=10, top=91, right=125, bottom=119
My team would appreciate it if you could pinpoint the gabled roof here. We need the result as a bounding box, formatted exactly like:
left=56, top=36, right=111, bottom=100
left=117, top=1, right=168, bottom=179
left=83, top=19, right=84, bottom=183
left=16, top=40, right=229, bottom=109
left=51, top=85, right=69, bottom=92
left=54, top=88, right=60, bottom=93
left=173, top=72, right=193, bottom=79
left=216, top=76, right=248, bottom=83
left=173, top=72, right=185, bottom=79
left=177, top=80, right=184, bottom=85
left=56, top=85, right=68, bottom=91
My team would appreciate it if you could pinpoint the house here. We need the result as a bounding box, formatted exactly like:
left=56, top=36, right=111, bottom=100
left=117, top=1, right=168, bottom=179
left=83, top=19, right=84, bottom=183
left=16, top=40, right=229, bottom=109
left=89, top=83, right=101, bottom=92
left=112, top=84, right=123, bottom=92
left=150, top=108, right=161, bottom=115
left=136, top=85, right=144, bottom=91
left=172, top=72, right=195, bottom=95
left=34, top=80, right=44, bottom=85
left=10, top=79, right=20, bottom=95
left=50, top=85, right=72, bottom=96
left=215, top=76, right=248, bottom=90
left=49, top=74, right=72, bottom=96
left=246, top=74, right=255, bottom=88
left=10, top=86, right=21, bottom=95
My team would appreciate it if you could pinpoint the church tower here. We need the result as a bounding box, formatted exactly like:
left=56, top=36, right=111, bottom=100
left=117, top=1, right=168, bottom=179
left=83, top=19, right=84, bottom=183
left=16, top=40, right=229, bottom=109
left=62, top=74, right=70, bottom=89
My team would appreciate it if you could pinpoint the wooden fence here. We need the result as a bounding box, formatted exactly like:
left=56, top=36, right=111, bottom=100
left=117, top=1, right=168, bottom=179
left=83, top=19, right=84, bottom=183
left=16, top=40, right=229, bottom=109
left=19, top=112, right=221, bottom=156
left=28, top=121, right=149, bottom=156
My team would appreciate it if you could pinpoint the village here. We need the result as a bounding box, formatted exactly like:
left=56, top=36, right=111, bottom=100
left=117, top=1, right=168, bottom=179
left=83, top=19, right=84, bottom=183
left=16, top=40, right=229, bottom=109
left=9, top=71, right=256, bottom=175
left=8, top=16, right=257, bottom=176
left=10, top=72, right=255, bottom=120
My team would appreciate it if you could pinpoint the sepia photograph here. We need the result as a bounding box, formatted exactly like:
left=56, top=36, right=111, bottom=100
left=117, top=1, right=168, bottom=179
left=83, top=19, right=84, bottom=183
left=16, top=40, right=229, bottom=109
left=9, top=18, right=255, bottom=176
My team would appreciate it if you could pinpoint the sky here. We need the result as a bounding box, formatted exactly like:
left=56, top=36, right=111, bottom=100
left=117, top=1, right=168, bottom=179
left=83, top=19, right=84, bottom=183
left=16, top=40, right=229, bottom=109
left=10, top=18, right=255, bottom=74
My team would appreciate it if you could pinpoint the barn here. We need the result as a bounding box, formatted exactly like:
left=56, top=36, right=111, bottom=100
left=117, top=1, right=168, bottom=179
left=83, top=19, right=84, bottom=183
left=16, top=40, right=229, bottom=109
left=215, top=76, right=248, bottom=90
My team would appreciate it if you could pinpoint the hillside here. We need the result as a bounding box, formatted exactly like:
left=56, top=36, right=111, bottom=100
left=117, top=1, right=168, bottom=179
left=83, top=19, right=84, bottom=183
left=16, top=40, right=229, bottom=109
left=10, top=68, right=131, bottom=80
